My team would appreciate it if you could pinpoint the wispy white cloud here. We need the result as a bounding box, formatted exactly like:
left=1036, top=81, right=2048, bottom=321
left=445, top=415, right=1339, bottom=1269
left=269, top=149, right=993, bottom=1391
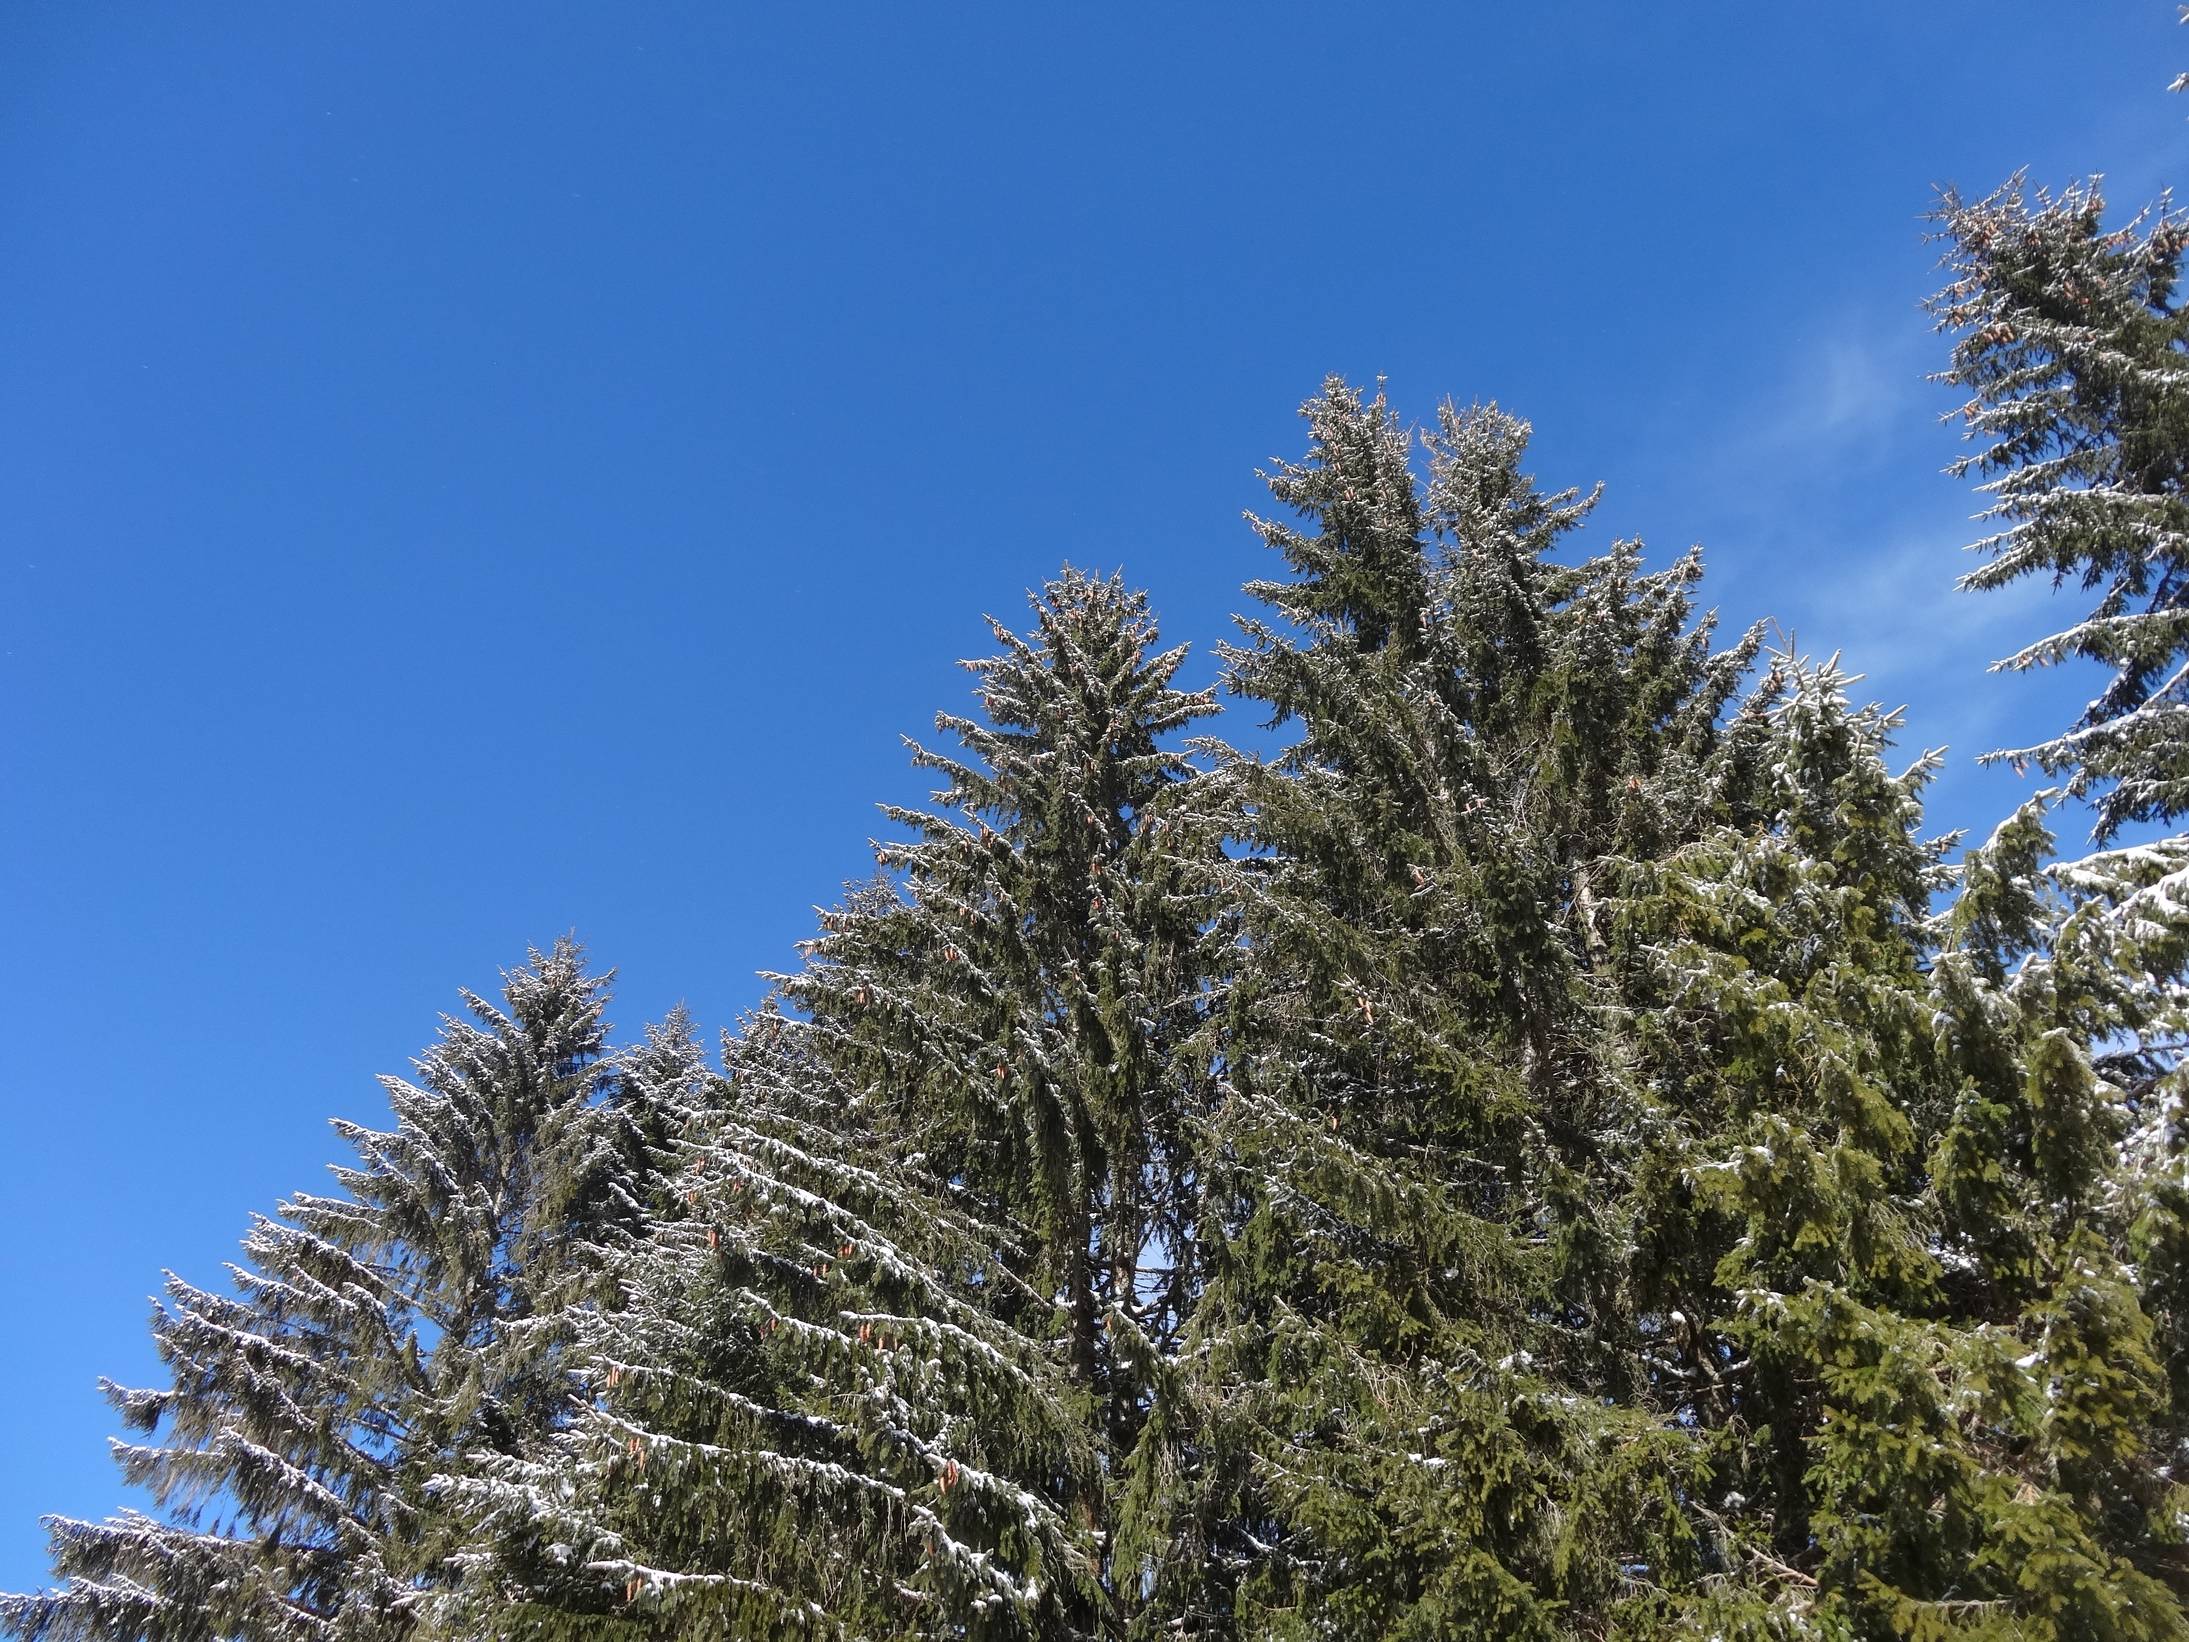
left=1730, top=305, right=1938, bottom=467
left=1789, top=529, right=2052, bottom=702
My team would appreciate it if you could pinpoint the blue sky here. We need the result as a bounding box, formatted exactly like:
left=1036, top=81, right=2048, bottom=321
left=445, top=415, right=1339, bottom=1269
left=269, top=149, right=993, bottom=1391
left=3, top=2, right=2184, bottom=1592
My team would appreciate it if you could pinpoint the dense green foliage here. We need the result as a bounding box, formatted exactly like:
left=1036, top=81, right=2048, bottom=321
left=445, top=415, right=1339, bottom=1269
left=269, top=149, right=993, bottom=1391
left=12, top=131, right=2189, bottom=1642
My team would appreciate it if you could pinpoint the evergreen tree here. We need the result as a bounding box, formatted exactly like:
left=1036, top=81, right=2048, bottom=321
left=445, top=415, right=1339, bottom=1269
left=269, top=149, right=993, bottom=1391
left=1172, top=379, right=1769, bottom=1638
left=776, top=566, right=1227, bottom=1630
left=1955, top=807, right=2189, bottom=1572
left=437, top=1005, right=1102, bottom=1639
left=1903, top=86, right=2189, bottom=1632
left=1604, top=658, right=2189, bottom=1637
left=1606, top=660, right=1961, bottom=1633
left=2052, top=830, right=2189, bottom=1465
left=0, top=941, right=658, bottom=1642
left=1929, top=175, right=2189, bottom=839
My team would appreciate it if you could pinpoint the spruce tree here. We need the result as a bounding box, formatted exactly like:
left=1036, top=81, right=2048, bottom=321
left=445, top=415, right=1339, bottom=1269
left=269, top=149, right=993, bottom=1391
left=0, top=941, right=658, bottom=1642
left=775, top=566, right=1226, bottom=1631
left=1606, top=659, right=1957, bottom=1633
left=1949, top=805, right=2189, bottom=1582
left=437, top=1005, right=1103, bottom=1639
left=1175, top=379, right=1768, bottom=1638
left=2049, top=830, right=2189, bottom=1465
left=1602, top=658, right=2189, bottom=1636
left=1929, top=175, right=2189, bottom=839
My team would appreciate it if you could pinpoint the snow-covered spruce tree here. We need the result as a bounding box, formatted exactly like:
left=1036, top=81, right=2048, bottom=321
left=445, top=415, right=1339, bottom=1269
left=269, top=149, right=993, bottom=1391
left=1929, top=175, right=2189, bottom=839
left=770, top=567, right=1227, bottom=1631
left=2041, top=830, right=2189, bottom=1463
left=1943, top=802, right=2189, bottom=1568
left=0, top=940, right=663, bottom=1642
left=1604, top=662, right=2189, bottom=1637
left=435, top=1004, right=1103, bottom=1639
left=1607, top=660, right=1957, bottom=1632
left=1171, top=379, right=1768, bottom=1638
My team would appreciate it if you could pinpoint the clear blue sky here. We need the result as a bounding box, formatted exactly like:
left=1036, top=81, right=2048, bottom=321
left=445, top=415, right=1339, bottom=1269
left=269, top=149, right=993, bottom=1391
left=3, top=3, right=2183, bottom=1593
